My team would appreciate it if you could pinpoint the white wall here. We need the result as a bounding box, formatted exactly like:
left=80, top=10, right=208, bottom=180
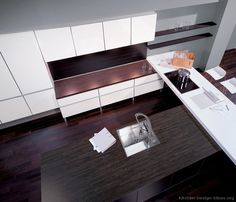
left=0, top=0, right=218, bottom=34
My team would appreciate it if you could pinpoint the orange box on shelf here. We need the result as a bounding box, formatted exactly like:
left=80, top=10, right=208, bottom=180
left=171, top=50, right=195, bottom=68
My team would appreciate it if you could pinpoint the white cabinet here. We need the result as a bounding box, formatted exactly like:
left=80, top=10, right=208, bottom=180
left=135, top=80, right=164, bottom=97
left=99, top=80, right=134, bottom=95
left=0, top=97, right=31, bottom=123
left=100, top=88, right=133, bottom=107
left=0, top=53, right=21, bottom=100
left=58, top=89, right=99, bottom=107
left=35, top=27, right=76, bottom=62
left=57, top=89, right=100, bottom=118
left=60, top=97, right=100, bottom=118
left=131, top=13, right=157, bottom=45
left=135, top=74, right=161, bottom=86
left=103, top=18, right=131, bottom=50
left=71, top=23, right=105, bottom=56
left=99, top=80, right=134, bottom=106
left=134, top=74, right=163, bottom=97
left=24, top=89, right=58, bottom=114
left=0, top=31, right=53, bottom=94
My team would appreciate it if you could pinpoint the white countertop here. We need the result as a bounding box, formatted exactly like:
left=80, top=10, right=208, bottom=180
left=147, top=52, right=236, bottom=165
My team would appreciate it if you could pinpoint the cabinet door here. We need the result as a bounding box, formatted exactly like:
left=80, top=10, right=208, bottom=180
left=24, top=89, right=58, bottom=114
left=103, top=18, right=131, bottom=50
left=0, top=53, right=21, bottom=100
left=35, top=27, right=76, bottom=62
left=131, top=13, right=157, bottom=45
left=71, top=23, right=105, bottom=56
left=0, top=97, right=31, bottom=123
left=0, top=31, right=53, bottom=95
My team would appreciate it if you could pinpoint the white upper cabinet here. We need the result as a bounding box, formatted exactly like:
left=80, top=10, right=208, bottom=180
left=35, top=27, right=76, bottom=62
left=0, top=31, right=53, bottom=95
left=103, top=18, right=131, bottom=50
left=0, top=54, right=21, bottom=100
left=71, top=23, right=105, bottom=56
left=131, top=13, right=157, bottom=45
left=24, top=88, right=58, bottom=114
left=0, top=97, right=31, bottom=123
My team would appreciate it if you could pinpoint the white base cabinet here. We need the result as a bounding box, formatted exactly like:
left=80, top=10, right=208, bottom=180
left=60, top=97, right=100, bottom=118
left=57, top=89, right=100, bottom=118
left=57, top=73, right=163, bottom=118
left=100, top=88, right=133, bottom=107
left=135, top=80, right=164, bottom=97
left=134, top=73, right=164, bottom=97
left=0, top=97, right=31, bottom=123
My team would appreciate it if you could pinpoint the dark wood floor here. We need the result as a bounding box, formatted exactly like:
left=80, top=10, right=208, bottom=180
left=1, top=49, right=236, bottom=202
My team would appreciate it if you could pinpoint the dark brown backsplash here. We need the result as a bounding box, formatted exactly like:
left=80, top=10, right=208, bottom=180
left=48, top=43, right=147, bottom=80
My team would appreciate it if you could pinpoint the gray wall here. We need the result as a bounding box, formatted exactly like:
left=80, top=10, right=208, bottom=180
left=147, top=3, right=219, bottom=69
left=0, top=0, right=218, bottom=34
left=227, top=25, right=236, bottom=49
left=206, top=0, right=236, bottom=69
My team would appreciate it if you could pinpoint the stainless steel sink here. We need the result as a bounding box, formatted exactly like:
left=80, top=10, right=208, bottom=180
left=117, top=113, right=160, bottom=157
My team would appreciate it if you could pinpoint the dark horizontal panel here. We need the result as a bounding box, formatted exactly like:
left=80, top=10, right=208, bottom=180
left=155, top=21, right=216, bottom=37
left=54, top=60, right=156, bottom=99
left=147, top=33, right=213, bottom=49
left=48, top=43, right=147, bottom=80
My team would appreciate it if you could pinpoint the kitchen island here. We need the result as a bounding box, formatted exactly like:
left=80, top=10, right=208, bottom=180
left=41, top=105, right=220, bottom=202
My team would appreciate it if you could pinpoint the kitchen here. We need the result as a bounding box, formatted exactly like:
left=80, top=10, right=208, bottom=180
left=0, top=0, right=236, bottom=201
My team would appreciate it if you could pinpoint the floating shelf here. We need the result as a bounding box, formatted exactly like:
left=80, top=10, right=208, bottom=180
left=155, top=21, right=216, bottom=37
left=147, top=33, right=213, bottom=49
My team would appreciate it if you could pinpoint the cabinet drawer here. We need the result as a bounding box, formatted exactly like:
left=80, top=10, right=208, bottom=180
left=58, top=89, right=99, bottom=107
left=135, top=73, right=161, bottom=86
left=99, top=80, right=134, bottom=96
left=135, top=80, right=164, bottom=97
left=100, top=88, right=133, bottom=106
left=60, top=97, right=100, bottom=118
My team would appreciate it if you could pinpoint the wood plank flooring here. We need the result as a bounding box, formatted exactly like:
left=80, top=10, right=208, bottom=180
left=1, top=49, right=236, bottom=202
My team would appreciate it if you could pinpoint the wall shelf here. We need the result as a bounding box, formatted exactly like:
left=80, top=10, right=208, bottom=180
left=155, top=21, right=216, bottom=37
left=147, top=33, right=213, bottom=49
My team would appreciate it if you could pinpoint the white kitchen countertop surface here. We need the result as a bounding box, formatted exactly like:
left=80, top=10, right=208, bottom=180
left=147, top=52, right=236, bottom=165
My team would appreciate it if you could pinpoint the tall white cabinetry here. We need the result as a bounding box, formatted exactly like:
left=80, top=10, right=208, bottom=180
left=131, top=13, right=157, bottom=45
left=0, top=54, right=21, bottom=100
left=0, top=53, right=31, bottom=123
left=35, top=27, right=76, bottom=62
left=0, top=31, right=57, bottom=124
left=103, top=18, right=131, bottom=50
left=71, top=23, right=105, bottom=56
left=0, top=31, right=53, bottom=94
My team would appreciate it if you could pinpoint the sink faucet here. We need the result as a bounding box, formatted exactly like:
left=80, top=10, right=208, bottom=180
left=135, top=113, right=157, bottom=147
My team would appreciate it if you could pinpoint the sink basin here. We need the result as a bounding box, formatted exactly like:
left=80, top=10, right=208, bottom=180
left=117, top=121, right=160, bottom=157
